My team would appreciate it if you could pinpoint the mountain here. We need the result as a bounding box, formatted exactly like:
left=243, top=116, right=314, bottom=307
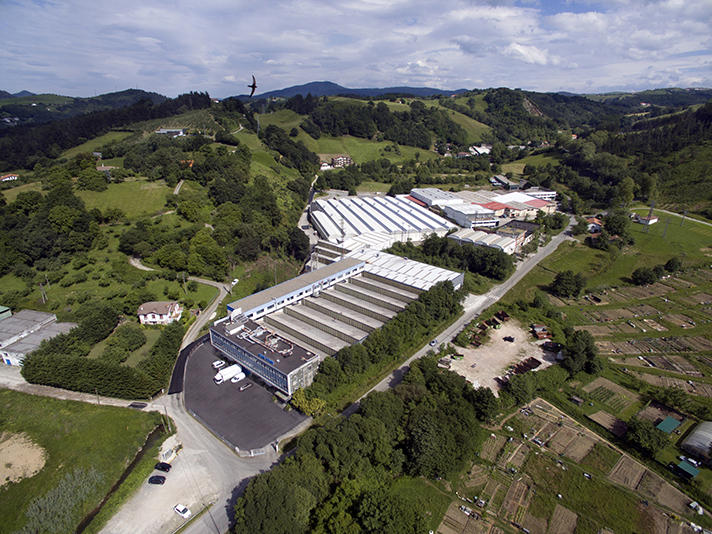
left=13, top=90, right=35, bottom=98
left=231, top=80, right=468, bottom=100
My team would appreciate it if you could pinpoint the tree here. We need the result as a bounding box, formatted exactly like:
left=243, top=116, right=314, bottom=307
left=563, top=329, right=600, bottom=376
left=631, top=267, right=657, bottom=286
left=626, top=416, right=668, bottom=457
left=551, top=270, right=587, bottom=298
left=665, top=257, right=682, bottom=273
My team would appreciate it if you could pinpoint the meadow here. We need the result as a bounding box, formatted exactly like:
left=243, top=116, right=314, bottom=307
left=0, top=389, right=163, bottom=533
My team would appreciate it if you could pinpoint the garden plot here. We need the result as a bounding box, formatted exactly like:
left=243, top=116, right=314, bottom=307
left=575, top=325, right=618, bottom=336
left=465, top=466, right=489, bottom=488
left=437, top=501, right=487, bottom=534
left=684, top=336, right=712, bottom=351
left=547, top=505, right=578, bottom=534
left=662, top=314, right=697, bottom=328
left=588, top=411, right=628, bottom=437
left=563, top=433, right=597, bottom=462
left=647, top=356, right=679, bottom=371
left=666, top=355, right=702, bottom=375
left=522, top=513, right=548, bottom=534
left=641, top=318, right=667, bottom=332
left=636, top=470, right=692, bottom=516
left=608, top=456, right=646, bottom=489
left=499, top=479, right=531, bottom=523
left=627, top=303, right=661, bottom=316
left=684, top=292, right=712, bottom=305
left=637, top=374, right=710, bottom=397
left=595, top=308, right=636, bottom=321
left=583, top=377, right=640, bottom=412
left=617, top=283, right=673, bottom=300
left=481, top=434, right=507, bottom=462
left=617, top=322, right=638, bottom=334
left=546, top=427, right=578, bottom=455
left=662, top=277, right=696, bottom=289
left=507, top=443, right=530, bottom=468
left=637, top=401, right=684, bottom=426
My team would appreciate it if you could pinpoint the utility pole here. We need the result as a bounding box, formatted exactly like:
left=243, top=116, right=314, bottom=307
left=39, top=283, right=47, bottom=304
left=681, top=210, right=687, bottom=226
left=663, top=218, right=670, bottom=238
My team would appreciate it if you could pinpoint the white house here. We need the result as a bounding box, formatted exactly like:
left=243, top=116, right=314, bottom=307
left=137, top=301, right=183, bottom=325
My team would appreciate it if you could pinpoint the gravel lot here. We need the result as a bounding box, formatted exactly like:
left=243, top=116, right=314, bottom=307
left=446, top=320, right=556, bottom=394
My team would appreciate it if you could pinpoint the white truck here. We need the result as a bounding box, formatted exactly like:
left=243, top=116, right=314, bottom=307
left=214, top=364, right=242, bottom=385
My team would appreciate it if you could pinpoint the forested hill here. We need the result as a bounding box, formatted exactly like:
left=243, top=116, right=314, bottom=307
left=0, top=89, right=167, bottom=129
left=234, top=80, right=467, bottom=100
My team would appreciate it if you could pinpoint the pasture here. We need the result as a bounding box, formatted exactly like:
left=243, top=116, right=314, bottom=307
left=62, top=131, right=133, bottom=159
left=76, top=178, right=171, bottom=219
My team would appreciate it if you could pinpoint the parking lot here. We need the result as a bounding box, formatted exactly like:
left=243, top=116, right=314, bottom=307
left=183, top=343, right=308, bottom=451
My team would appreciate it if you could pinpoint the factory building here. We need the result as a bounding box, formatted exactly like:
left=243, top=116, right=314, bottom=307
left=0, top=310, right=77, bottom=366
left=210, top=254, right=462, bottom=396
left=309, top=195, right=456, bottom=246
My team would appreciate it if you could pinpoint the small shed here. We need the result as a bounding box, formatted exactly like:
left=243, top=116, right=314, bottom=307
left=656, top=416, right=681, bottom=434
left=677, top=461, right=700, bottom=479
left=571, top=396, right=584, bottom=406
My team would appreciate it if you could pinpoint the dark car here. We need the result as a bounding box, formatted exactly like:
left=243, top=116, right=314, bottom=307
left=148, top=475, right=165, bottom=485
left=128, top=402, right=147, bottom=409
left=155, top=462, right=172, bottom=472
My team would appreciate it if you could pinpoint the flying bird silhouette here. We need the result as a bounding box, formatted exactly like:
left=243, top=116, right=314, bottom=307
left=248, top=75, right=257, bottom=98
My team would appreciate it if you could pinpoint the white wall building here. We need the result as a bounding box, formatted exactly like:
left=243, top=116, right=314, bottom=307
left=137, top=301, right=183, bottom=325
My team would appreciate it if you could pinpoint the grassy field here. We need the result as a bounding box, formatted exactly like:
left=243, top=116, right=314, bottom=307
left=0, top=389, right=163, bottom=533
left=62, top=131, right=133, bottom=160
left=1, top=182, right=44, bottom=204
left=389, top=477, right=453, bottom=532
left=501, top=151, right=562, bottom=177
left=75, top=178, right=172, bottom=219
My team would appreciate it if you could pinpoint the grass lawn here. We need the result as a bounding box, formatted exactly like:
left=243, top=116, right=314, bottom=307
left=0, top=389, right=163, bottom=533
left=76, top=178, right=172, bottom=219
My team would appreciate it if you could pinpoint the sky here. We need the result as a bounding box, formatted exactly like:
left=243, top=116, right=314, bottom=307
left=1, top=0, right=711, bottom=99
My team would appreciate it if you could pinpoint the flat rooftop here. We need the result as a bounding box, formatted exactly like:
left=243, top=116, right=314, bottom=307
left=211, top=319, right=317, bottom=375
left=227, top=257, right=363, bottom=315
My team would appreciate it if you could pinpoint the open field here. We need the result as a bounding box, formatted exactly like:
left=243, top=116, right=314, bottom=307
left=0, top=389, right=162, bottom=533
left=76, top=178, right=172, bottom=219
left=62, top=131, right=133, bottom=159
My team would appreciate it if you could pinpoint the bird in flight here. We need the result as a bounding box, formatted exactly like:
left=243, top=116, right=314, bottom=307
left=248, top=75, right=257, bottom=98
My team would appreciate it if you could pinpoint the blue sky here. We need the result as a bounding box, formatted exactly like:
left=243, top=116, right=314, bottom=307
left=1, top=0, right=711, bottom=98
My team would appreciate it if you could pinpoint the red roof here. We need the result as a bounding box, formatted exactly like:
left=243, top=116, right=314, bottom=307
left=525, top=198, right=549, bottom=208
left=482, top=201, right=508, bottom=211
left=404, top=195, right=428, bottom=208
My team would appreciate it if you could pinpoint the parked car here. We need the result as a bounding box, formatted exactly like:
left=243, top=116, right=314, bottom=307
left=148, top=475, right=165, bottom=485
left=429, top=339, right=438, bottom=347
left=212, top=360, right=226, bottom=370
left=155, top=462, right=172, bottom=472
left=239, top=382, right=252, bottom=392
left=128, top=402, right=147, bottom=410
left=174, top=504, right=192, bottom=519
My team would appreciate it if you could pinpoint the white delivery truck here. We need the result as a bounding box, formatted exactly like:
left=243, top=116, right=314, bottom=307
left=214, top=364, right=242, bottom=385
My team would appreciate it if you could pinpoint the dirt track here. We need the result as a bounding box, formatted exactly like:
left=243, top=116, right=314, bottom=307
left=447, top=320, right=556, bottom=395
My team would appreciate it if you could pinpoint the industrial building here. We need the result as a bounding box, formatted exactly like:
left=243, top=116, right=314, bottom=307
left=442, top=203, right=498, bottom=229
left=309, top=195, right=456, bottom=246
left=210, top=254, right=462, bottom=396
left=681, top=422, right=712, bottom=465
left=0, top=310, right=77, bottom=366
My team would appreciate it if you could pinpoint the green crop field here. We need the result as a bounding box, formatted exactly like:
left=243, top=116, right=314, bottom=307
left=502, top=152, right=562, bottom=177
left=255, top=109, right=303, bottom=130
left=0, top=389, right=163, bottom=533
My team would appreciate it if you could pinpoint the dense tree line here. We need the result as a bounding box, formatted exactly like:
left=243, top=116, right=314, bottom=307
left=0, top=92, right=212, bottom=171
left=234, top=353, right=489, bottom=534
left=294, top=281, right=463, bottom=411
left=21, top=319, right=184, bottom=399
left=387, top=234, right=514, bottom=281
left=306, top=99, right=468, bottom=150
left=259, top=124, right=320, bottom=178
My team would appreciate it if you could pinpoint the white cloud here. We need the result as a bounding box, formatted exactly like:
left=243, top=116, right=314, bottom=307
left=0, top=0, right=710, bottom=97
